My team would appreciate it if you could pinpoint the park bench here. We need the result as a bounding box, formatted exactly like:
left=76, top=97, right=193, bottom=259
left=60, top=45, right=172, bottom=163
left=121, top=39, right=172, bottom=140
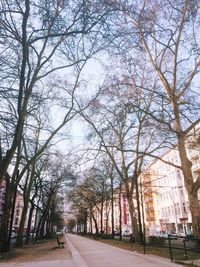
left=56, top=237, right=65, bottom=248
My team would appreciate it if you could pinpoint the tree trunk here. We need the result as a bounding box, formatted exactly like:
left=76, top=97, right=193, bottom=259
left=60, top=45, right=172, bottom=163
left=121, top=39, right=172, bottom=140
left=90, top=214, right=93, bottom=234
left=26, top=204, right=34, bottom=244
left=32, top=194, right=41, bottom=239
left=40, top=215, right=47, bottom=238
left=35, top=211, right=44, bottom=240
left=46, top=215, right=51, bottom=237
left=16, top=201, right=28, bottom=247
left=0, top=0, right=30, bottom=185
left=90, top=208, right=99, bottom=234
left=126, top=191, right=138, bottom=242
left=83, top=209, right=87, bottom=234
left=135, top=176, right=143, bottom=244
left=100, top=199, right=103, bottom=234
left=111, top=175, right=114, bottom=239
left=172, top=99, right=200, bottom=237
left=17, top=161, right=36, bottom=246
left=119, top=182, right=122, bottom=241
left=0, top=181, right=12, bottom=252
left=177, top=133, right=200, bottom=237
left=105, top=199, right=110, bottom=234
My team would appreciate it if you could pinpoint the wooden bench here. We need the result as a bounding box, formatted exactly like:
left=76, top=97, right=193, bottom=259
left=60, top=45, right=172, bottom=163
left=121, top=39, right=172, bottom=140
left=56, top=237, right=65, bottom=248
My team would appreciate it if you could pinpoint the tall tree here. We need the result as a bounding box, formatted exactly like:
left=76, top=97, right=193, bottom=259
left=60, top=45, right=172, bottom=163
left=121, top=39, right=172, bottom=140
left=77, top=72, right=163, bottom=242
left=117, top=0, right=200, bottom=237
left=0, top=0, right=113, bottom=184
left=0, top=0, right=114, bottom=251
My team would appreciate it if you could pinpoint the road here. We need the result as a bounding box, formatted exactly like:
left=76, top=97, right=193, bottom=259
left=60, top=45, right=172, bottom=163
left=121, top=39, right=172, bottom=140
left=66, top=234, right=184, bottom=267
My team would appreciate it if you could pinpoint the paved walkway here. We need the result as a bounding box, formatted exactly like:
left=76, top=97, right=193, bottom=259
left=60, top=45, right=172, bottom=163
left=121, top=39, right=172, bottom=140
left=66, top=234, right=184, bottom=267
left=1, top=234, right=200, bottom=267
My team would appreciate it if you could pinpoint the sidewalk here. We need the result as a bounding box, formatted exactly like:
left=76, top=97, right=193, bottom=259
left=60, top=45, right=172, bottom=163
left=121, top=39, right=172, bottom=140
left=65, top=234, right=88, bottom=267
left=1, top=235, right=200, bottom=267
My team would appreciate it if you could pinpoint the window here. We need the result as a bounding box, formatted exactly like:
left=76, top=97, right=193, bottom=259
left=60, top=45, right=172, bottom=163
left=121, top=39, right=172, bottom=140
left=162, top=208, right=164, bottom=217
left=17, top=201, right=22, bottom=207
left=15, top=218, right=19, bottom=225
left=16, top=209, right=20, bottom=216
left=168, top=206, right=170, bottom=216
left=183, top=203, right=186, bottom=213
left=177, top=203, right=180, bottom=215
left=171, top=205, right=174, bottom=215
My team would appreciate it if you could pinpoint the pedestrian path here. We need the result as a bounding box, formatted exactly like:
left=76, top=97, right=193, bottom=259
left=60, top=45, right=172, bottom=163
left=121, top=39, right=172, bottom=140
left=65, top=234, right=88, bottom=267
left=66, top=234, right=185, bottom=267
left=1, top=234, right=200, bottom=267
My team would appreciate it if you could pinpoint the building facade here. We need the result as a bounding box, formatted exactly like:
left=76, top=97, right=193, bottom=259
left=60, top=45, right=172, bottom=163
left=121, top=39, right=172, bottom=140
left=85, top=126, right=200, bottom=237
left=142, top=148, right=192, bottom=236
left=13, top=191, right=36, bottom=232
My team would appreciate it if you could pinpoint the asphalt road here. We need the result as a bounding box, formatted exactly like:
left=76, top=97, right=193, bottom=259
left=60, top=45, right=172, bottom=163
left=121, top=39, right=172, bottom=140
left=66, top=234, right=184, bottom=267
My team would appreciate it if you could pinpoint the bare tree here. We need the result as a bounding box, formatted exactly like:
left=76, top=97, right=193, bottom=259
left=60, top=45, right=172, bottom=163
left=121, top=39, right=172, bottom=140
left=33, top=154, right=75, bottom=240
left=76, top=71, right=164, bottom=243
left=0, top=0, right=113, bottom=184
left=69, top=167, right=111, bottom=235
left=0, top=0, right=115, bottom=251
left=116, top=0, right=200, bottom=237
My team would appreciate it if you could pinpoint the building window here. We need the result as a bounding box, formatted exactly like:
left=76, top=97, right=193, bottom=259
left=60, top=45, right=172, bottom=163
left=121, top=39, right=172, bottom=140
left=168, top=206, right=170, bottom=216
left=17, top=201, right=22, bottom=208
left=171, top=205, right=174, bottom=215
left=15, top=218, right=19, bottom=225
left=183, top=203, right=186, bottom=213
left=16, top=209, right=20, bottom=216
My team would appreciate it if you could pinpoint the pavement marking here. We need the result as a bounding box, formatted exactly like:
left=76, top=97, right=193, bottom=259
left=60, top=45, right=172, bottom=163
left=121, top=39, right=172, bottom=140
left=65, top=235, right=89, bottom=267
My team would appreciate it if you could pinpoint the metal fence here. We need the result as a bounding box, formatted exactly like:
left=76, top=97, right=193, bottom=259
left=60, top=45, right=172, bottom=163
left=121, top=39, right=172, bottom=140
left=146, top=235, right=200, bottom=262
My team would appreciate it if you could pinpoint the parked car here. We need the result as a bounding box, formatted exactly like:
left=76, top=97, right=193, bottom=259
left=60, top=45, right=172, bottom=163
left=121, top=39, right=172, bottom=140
left=178, top=232, right=186, bottom=238
left=168, top=232, right=178, bottom=240
left=159, top=232, right=168, bottom=239
left=159, top=231, right=177, bottom=240
left=11, top=231, right=17, bottom=238
left=123, top=230, right=131, bottom=237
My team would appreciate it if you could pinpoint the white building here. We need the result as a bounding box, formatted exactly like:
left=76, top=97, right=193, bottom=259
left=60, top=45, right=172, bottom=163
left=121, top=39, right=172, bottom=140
left=13, top=191, right=36, bottom=232
left=143, top=136, right=200, bottom=236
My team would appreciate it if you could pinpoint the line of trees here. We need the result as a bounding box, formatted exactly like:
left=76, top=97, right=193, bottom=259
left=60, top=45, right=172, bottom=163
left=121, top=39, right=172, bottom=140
left=71, top=0, right=200, bottom=240
left=0, top=0, right=200, bottom=252
left=0, top=0, right=115, bottom=252
left=68, top=158, right=121, bottom=238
